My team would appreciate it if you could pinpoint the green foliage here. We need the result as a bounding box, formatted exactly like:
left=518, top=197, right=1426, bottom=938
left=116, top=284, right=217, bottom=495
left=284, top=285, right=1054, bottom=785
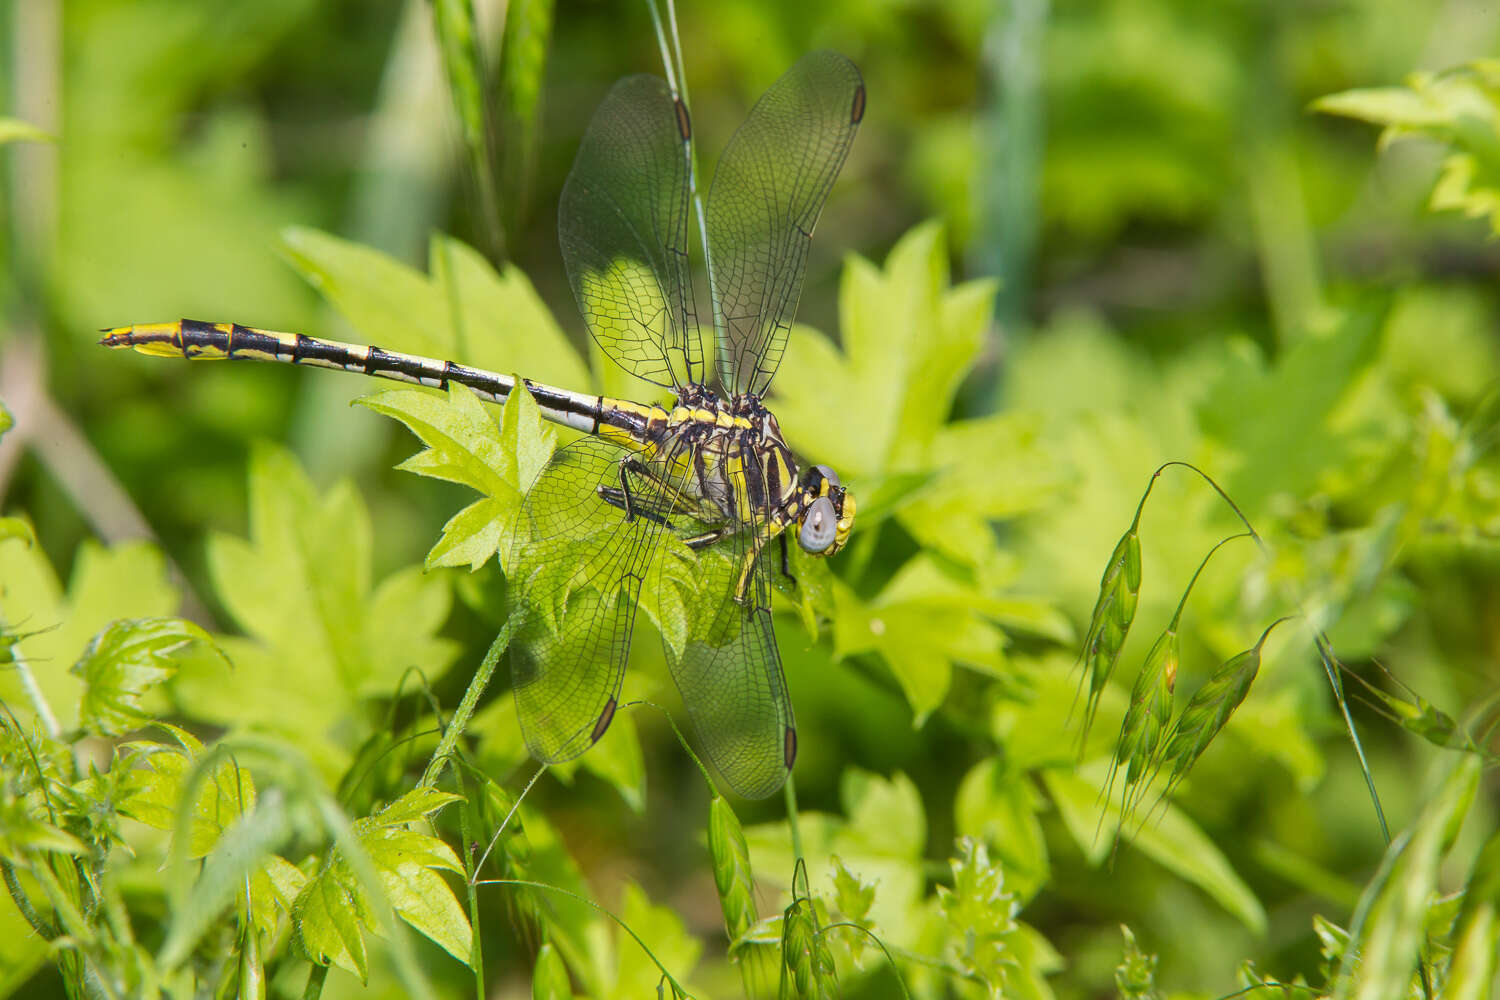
left=295, top=787, right=471, bottom=979
left=73, top=617, right=220, bottom=735
left=359, top=382, right=556, bottom=571
left=1315, top=61, right=1500, bottom=233
left=9, top=3, right=1500, bottom=998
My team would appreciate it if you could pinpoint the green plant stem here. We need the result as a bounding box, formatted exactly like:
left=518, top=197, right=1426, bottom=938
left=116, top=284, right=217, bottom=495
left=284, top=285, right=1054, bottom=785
left=301, top=962, right=329, bottom=1000
left=784, top=773, right=805, bottom=863
left=821, top=922, right=919, bottom=1000
left=458, top=766, right=487, bottom=1000
left=420, top=610, right=519, bottom=788
left=2, top=859, right=57, bottom=938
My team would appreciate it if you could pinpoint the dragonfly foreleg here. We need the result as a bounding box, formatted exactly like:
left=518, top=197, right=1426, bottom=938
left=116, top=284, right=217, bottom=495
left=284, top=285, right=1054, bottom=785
left=682, top=525, right=734, bottom=550
left=594, top=457, right=673, bottom=526
left=778, top=533, right=797, bottom=589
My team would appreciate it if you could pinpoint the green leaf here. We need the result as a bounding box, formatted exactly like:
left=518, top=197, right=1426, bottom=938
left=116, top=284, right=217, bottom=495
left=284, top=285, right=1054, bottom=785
left=610, top=882, right=701, bottom=1000
left=281, top=226, right=451, bottom=358
left=832, top=554, right=1011, bottom=722
left=294, top=787, right=471, bottom=979
left=116, top=725, right=257, bottom=859
left=174, top=445, right=456, bottom=767
left=73, top=617, right=222, bottom=736
left=744, top=770, right=928, bottom=946
left=533, top=941, right=572, bottom=1000
left=281, top=227, right=590, bottom=391
left=1045, top=767, right=1267, bottom=935
left=830, top=857, right=875, bottom=924
left=1338, top=756, right=1482, bottom=1000
left=955, top=757, right=1050, bottom=902
left=358, top=380, right=557, bottom=572
left=0, top=519, right=32, bottom=546
left=1314, top=64, right=1500, bottom=233
left=0, top=118, right=54, bottom=144
left=936, top=837, right=1020, bottom=991
left=0, top=538, right=178, bottom=732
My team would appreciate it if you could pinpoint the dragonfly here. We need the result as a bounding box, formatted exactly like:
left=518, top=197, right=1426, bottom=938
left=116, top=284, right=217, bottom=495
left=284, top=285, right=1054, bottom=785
left=101, top=50, right=864, bottom=799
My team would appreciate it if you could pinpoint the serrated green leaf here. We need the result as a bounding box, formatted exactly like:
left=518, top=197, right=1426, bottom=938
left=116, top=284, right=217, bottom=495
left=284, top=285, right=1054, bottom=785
left=830, top=857, right=875, bottom=924
left=1314, top=65, right=1500, bottom=232
left=281, top=227, right=589, bottom=390
left=116, top=725, right=257, bottom=859
left=955, top=757, right=1050, bottom=902
left=293, top=787, right=471, bottom=978
left=937, top=837, right=1020, bottom=991
left=73, top=617, right=221, bottom=735
left=0, top=538, right=178, bottom=732
left=360, top=381, right=557, bottom=573
left=431, top=234, right=589, bottom=390
left=281, top=226, right=451, bottom=358
left=831, top=555, right=1010, bottom=722
left=175, top=445, right=456, bottom=767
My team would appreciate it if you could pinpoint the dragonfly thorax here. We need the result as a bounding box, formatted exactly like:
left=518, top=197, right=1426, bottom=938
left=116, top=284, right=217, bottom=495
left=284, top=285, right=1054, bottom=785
left=656, top=385, right=853, bottom=558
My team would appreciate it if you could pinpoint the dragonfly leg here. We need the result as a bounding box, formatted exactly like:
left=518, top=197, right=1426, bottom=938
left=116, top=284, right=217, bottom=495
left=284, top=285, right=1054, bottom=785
left=732, top=536, right=770, bottom=606
left=778, top=533, right=798, bottom=588
left=683, top=525, right=734, bottom=550
left=595, top=458, right=674, bottom=526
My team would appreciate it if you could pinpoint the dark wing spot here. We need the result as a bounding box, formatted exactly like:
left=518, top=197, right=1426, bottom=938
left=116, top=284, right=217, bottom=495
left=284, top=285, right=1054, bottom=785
left=850, top=84, right=866, bottom=124
left=591, top=696, right=619, bottom=744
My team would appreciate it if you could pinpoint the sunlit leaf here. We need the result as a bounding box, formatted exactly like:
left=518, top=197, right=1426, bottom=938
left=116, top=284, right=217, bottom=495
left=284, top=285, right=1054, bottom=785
left=294, top=787, right=471, bottom=978
left=0, top=538, right=178, bottom=732
left=359, top=380, right=557, bottom=572
left=174, top=445, right=457, bottom=767
left=116, top=725, right=256, bottom=859
left=73, top=617, right=222, bottom=736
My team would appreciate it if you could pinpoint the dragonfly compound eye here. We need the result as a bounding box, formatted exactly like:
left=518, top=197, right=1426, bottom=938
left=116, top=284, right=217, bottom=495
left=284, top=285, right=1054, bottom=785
left=812, top=464, right=840, bottom=491
left=798, top=495, right=839, bottom=554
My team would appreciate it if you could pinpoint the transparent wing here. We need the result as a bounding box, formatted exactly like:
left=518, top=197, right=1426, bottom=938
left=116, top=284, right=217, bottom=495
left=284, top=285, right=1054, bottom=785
left=657, top=453, right=795, bottom=799
left=706, top=50, right=864, bottom=397
left=560, top=75, right=700, bottom=390
left=507, top=435, right=690, bottom=763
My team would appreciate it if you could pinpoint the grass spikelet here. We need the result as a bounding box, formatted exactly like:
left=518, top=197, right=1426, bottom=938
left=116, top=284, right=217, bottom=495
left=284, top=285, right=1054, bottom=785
left=708, top=794, right=758, bottom=949
left=779, top=860, right=839, bottom=999
left=780, top=897, right=818, bottom=998
left=1104, top=533, right=1252, bottom=834
left=1160, top=616, right=1294, bottom=800
left=1075, top=520, right=1143, bottom=749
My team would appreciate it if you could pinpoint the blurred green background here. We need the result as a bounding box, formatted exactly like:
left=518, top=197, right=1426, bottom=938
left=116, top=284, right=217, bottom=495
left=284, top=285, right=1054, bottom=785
left=3, top=0, right=1500, bottom=997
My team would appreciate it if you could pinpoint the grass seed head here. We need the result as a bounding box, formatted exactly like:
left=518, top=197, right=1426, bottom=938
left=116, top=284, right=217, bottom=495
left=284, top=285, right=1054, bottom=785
left=781, top=898, right=817, bottom=998
left=708, top=794, right=758, bottom=947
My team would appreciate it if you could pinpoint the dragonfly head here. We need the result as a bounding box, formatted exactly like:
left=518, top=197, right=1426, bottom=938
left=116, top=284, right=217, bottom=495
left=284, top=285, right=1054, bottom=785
left=795, top=464, right=854, bottom=558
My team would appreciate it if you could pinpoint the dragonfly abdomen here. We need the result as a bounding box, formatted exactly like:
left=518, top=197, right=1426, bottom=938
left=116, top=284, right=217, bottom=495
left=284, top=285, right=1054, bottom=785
left=99, top=319, right=608, bottom=434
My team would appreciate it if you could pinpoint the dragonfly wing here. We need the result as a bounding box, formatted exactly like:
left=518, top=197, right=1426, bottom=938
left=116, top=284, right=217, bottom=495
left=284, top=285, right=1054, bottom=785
left=560, top=75, right=700, bottom=390
left=508, top=435, right=689, bottom=763
left=706, top=50, right=864, bottom=397
left=659, top=502, right=795, bottom=799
